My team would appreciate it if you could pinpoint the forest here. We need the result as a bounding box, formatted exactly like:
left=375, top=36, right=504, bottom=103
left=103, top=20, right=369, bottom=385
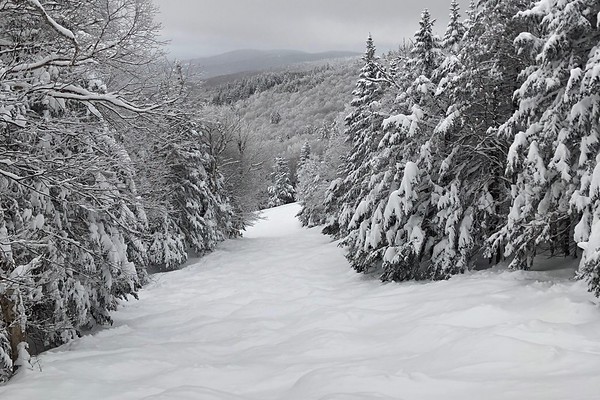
left=297, top=0, right=600, bottom=296
left=0, top=0, right=251, bottom=381
left=1, top=0, right=600, bottom=386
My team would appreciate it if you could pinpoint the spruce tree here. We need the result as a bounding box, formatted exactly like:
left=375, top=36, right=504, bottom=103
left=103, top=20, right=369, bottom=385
left=299, top=141, right=312, bottom=165
left=372, top=9, right=444, bottom=280
left=298, top=126, right=349, bottom=227
left=441, top=0, right=466, bottom=52
left=296, top=158, right=321, bottom=225
left=423, top=0, right=528, bottom=279
left=463, top=0, right=477, bottom=31
left=268, top=157, right=296, bottom=207
left=410, top=9, right=442, bottom=77
left=323, top=34, right=387, bottom=237
left=139, top=115, right=236, bottom=270
left=491, top=0, right=600, bottom=294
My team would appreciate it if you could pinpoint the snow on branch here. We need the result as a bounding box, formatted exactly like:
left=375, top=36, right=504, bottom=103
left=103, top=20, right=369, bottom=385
left=0, top=168, right=25, bottom=182
left=25, top=0, right=80, bottom=61
left=26, top=0, right=76, bottom=41
left=8, top=55, right=95, bottom=73
left=21, top=83, right=162, bottom=114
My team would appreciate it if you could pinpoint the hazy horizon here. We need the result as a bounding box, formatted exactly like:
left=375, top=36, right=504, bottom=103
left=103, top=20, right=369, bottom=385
left=151, top=0, right=469, bottom=59
left=192, top=48, right=362, bottom=59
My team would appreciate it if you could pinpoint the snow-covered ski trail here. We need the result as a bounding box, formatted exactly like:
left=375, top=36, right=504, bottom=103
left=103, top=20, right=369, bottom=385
left=2, top=203, right=600, bottom=399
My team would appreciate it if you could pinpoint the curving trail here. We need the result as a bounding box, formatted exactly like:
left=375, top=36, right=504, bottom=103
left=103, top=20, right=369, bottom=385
left=2, top=203, right=600, bottom=399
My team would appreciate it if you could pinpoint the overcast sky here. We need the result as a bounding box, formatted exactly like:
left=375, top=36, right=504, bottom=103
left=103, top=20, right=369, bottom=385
left=152, top=0, right=469, bottom=59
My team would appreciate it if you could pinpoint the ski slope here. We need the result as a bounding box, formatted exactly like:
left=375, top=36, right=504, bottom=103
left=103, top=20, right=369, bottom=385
left=2, top=203, right=600, bottom=399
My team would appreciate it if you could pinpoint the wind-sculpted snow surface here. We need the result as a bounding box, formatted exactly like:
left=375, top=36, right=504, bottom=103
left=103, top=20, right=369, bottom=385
left=1, top=204, right=600, bottom=399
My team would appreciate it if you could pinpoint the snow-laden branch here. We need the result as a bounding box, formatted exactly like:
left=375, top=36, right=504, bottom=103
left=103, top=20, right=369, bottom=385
left=25, top=0, right=77, bottom=41
left=19, top=82, right=162, bottom=113
left=8, top=55, right=95, bottom=73
left=371, top=63, right=402, bottom=90
left=25, top=0, right=80, bottom=63
left=0, top=167, right=24, bottom=181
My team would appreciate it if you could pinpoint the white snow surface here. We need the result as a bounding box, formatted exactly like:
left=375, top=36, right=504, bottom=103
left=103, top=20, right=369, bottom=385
left=3, top=203, right=600, bottom=399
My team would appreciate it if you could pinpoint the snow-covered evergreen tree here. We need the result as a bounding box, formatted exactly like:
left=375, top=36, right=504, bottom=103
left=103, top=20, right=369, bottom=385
left=299, top=141, right=312, bottom=165
left=421, top=0, right=529, bottom=279
left=463, top=0, right=477, bottom=31
left=296, top=158, right=322, bottom=224
left=268, top=157, right=296, bottom=207
left=441, top=0, right=466, bottom=52
left=361, top=9, right=444, bottom=280
left=133, top=102, right=237, bottom=270
left=331, top=3, right=527, bottom=282
left=323, top=34, right=387, bottom=237
left=298, top=126, right=349, bottom=227
left=169, top=127, right=235, bottom=257
left=410, top=9, right=443, bottom=77
left=490, top=0, right=600, bottom=294
left=0, top=118, right=150, bottom=375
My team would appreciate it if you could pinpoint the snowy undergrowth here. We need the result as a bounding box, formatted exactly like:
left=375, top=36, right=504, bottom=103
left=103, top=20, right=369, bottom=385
left=1, top=204, right=599, bottom=399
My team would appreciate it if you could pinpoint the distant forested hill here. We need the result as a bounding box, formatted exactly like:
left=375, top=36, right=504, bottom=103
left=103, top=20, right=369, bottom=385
left=238, top=62, right=358, bottom=155
left=190, top=49, right=360, bottom=79
left=201, top=60, right=359, bottom=182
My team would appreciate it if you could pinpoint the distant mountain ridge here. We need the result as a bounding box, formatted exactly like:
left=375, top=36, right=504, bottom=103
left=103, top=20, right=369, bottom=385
left=189, top=49, right=360, bottom=80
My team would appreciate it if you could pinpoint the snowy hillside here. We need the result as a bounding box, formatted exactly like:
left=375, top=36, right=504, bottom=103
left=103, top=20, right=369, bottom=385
left=190, top=49, right=360, bottom=79
left=2, top=204, right=599, bottom=399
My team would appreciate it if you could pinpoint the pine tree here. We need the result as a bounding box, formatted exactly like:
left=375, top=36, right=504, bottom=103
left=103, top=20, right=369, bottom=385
left=370, top=9, right=444, bottom=280
left=410, top=9, right=442, bottom=77
left=0, top=119, right=149, bottom=375
left=268, top=157, right=296, bottom=207
left=298, top=126, right=349, bottom=227
left=339, top=3, right=522, bottom=281
left=442, top=0, right=466, bottom=52
left=323, top=34, right=387, bottom=237
left=299, top=141, right=312, bottom=165
left=332, top=10, right=443, bottom=278
left=0, top=0, right=246, bottom=382
left=423, top=0, right=528, bottom=279
left=171, top=127, right=235, bottom=256
left=296, top=158, right=322, bottom=225
left=576, top=26, right=600, bottom=296
left=463, top=0, right=477, bottom=31
left=137, top=114, right=236, bottom=270
left=490, top=0, right=600, bottom=293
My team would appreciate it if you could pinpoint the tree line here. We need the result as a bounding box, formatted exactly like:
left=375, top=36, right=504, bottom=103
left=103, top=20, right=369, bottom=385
left=0, top=0, right=248, bottom=381
left=298, top=0, right=600, bottom=295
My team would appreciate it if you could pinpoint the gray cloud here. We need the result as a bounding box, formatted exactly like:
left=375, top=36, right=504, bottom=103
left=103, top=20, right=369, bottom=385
left=152, top=0, right=469, bottom=59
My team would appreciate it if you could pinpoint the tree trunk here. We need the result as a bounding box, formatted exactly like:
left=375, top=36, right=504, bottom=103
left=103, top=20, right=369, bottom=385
left=0, top=288, right=26, bottom=368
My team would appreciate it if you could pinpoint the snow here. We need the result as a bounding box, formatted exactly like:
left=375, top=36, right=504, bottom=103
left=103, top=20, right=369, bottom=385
left=574, top=210, right=591, bottom=244
left=514, top=32, right=541, bottom=48
left=2, top=203, right=600, bottom=399
left=507, top=131, right=528, bottom=172
left=32, top=214, right=44, bottom=230
left=382, top=113, right=409, bottom=130
left=384, top=162, right=420, bottom=222
left=27, top=0, right=76, bottom=41
left=434, top=107, right=460, bottom=135
left=580, top=217, right=600, bottom=267
left=0, top=224, right=12, bottom=261
left=564, top=67, right=582, bottom=101
left=590, top=162, right=600, bottom=198
left=526, top=140, right=547, bottom=184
